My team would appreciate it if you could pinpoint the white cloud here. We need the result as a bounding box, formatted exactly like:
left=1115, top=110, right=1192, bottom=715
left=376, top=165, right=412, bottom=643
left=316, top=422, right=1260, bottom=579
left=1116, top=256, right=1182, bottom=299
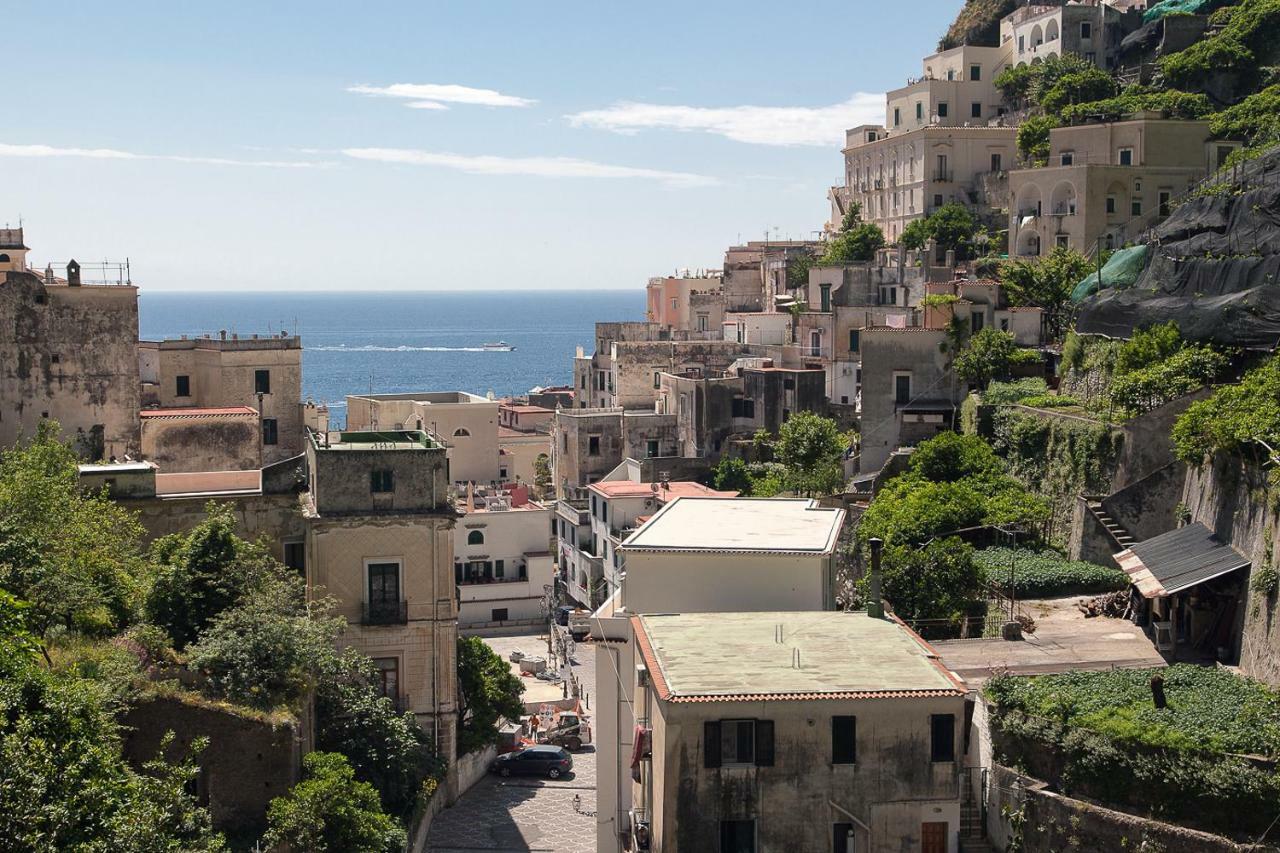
left=342, top=147, right=716, bottom=188
left=566, top=94, right=884, bottom=147
left=347, top=83, right=537, bottom=111
left=0, top=142, right=333, bottom=168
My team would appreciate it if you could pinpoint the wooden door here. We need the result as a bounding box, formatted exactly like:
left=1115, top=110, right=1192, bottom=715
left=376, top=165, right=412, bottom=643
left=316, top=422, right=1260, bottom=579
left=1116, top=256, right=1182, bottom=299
left=921, top=821, right=948, bottom=853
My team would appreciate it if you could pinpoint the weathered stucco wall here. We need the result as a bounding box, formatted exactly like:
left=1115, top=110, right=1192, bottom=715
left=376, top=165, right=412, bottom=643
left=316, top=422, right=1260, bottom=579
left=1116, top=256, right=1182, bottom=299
left=141, top=413, right=261, bottom=473
left=0, top=272, right=140, bottom=459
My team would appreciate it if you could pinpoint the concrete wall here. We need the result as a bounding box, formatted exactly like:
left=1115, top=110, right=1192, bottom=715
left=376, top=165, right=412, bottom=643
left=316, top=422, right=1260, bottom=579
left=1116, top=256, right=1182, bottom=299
left=621, top=550, right=834, bottom=614
left=141, top=411, right=261, bottom=473
left=859, top=328, right=959, bottom=472
left=121, top=693, right=301, bottom=838
left=647, top=693, right=964, bottom=853
left=126, top=492, right=306, bottom=557
left=610, top=340, right=764, bottom=411
left=308, top=437, right=449, bottom=515
left=0, top=272, right=140, bottom=459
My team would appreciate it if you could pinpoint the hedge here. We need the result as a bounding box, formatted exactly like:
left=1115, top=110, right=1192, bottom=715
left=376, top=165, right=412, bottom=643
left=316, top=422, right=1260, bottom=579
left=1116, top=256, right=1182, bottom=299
left=974, top=547, right=1127, bottom=597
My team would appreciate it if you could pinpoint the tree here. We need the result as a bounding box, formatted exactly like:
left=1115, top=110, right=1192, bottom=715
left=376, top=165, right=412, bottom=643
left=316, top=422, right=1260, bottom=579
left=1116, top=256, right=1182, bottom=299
left=1040, top=68, right=1119, bottom=118
left=146, top=502, right=287, bottom=649
left=0, top=420, right=150, bottom=653
left=839, top=201, right=863, bottom=233
left=821, top=222, right=885, bottom=264
left=999, top=246, right=1091, bottom=341
left=900, top=218, right=932, bottom=252
left=907, top=432, right=1004, bottom=483
left=457, top=636, right=524, bottom=754
left=264, top=752, right=406, bottom=853
left=187, top=569, right=344, bottom=711
left=871, top=538, right=982, bottom=623
left=533, top=453, right=552, bottom=498
left=1017, top=115, right=1057, bottom=165
left=954, top=328, right=1039, bottom=388
left=775, top=412, right=848, bottom=497
left=316, top=649, right=443, bottom=818
left=786, top=250, right=815, bottom=290
left=711, top=456, right=753, bottom=495
left=925, top=202, right=979, bottom=259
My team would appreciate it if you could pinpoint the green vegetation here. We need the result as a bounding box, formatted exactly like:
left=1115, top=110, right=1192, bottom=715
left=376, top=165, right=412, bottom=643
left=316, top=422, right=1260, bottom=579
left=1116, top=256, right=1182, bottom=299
left=773, top=412, right=850, bottom=496
left=974, top=547, right=1128, bottom=597
left=899, top=217, right=932, bottom=252
left=897, top=203, right=982, bottom=259
left=1209, top=83, right=1280, bottom=148
left=867, top=538, right=983, bottom=624
left=1015, top=393, right=1081, bottom=409
left=1158, top=0, right=1280, bottom=94
left=937, top=0, right=1017, bottom=50
left=821, top=222, right=885, bottom=264
left=981, top=378, right=1050, bottom=406
left=986, top=665, right=1280, bottom=755
left=1059, top=87, right=1213, bottom=123
left=1173, top=356, right=1280, bottom=462
left=859, top=433, right=1050, bottom=545
left=954, top=328, right=1042, bottom=389
left=457, top=636, right=525, bottom=755
left=919, top=293, right=960, bottom=309
left=1107, top=322, right=1227, bottom=416
left=1039, top=67, right=1120, bottom=117
left=264, top=752, right=407, bottom=853
left=533, top=453, right=552, bottom=497
left=999, top=247, right=1091, bottom=341
left=1016, top=114, right=1057, bottom=165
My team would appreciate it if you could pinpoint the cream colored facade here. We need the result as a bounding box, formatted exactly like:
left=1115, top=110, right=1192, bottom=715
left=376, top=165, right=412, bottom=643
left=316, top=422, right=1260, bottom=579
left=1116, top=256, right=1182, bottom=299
left=1000, top=2, right=1130, bottom=70
left=591, top=496, right=846, bottom=853
left=1009, top=116, right=1241, bottom=257
left=453, top=489, right=553, bottom=628
left=498, top=428, right=549, bottom=486
left=645, top=274, right=725, bottom=332
left=138, top=333, right=304, bottom=465
left=346, top=391, right=500, bottom=485
left=884, top=45, right=1009, bottom=138
left=303, top=429, right=458, bottom=761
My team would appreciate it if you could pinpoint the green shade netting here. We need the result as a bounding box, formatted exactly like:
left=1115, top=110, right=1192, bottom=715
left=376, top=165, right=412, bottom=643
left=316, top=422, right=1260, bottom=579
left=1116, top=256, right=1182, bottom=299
left=1142, top=0, right=1224, bottom=22
left=1071, top=244, right=1149, bottom=303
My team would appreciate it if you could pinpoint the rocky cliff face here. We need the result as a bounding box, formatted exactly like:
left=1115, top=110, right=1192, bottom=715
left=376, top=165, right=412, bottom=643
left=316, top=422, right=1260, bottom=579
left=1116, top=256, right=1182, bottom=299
left=938, top=0, right=1018, bottom=50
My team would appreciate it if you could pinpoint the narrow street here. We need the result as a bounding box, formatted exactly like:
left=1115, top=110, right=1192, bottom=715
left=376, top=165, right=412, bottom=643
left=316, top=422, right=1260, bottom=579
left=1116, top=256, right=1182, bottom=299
left=426, top=631, right=598, bottom=853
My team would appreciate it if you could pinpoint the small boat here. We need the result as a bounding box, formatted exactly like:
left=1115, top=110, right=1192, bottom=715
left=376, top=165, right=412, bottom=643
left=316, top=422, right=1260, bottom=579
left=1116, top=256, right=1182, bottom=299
left=482, top=341, right=516, bottom=352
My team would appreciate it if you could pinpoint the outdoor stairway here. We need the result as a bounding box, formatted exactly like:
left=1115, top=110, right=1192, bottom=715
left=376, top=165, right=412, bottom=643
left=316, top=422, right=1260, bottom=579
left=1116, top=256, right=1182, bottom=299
left=959, top=775, right=994, bottom=852
left=1087, top=499, right=1135, bottom=549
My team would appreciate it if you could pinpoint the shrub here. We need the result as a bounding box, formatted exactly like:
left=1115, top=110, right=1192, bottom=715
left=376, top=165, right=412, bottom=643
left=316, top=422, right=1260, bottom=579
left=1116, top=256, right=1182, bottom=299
left=265, top=752, right=406, bottom=853
left=983, top=378, right=1049, bottom=405
left=1015, top=393, right=1080, bottom=409
left=974, top=547, right=1127, bottom=597
left=1060, top=88, right=1213, bottom=124
left=954, top=328, right=1040, bottom=388
left=1040, top=68, right=1120, bottom=118
left=1017, top=115, right=1057, bottom=165
left=821, top=222, right=885, bottom=263
left=1173, top=357, right=1280, bottom=462
left=866, top=538, right=983, bottom=624
left=1109, top=345, right=1227, bottom=415
left=1210, top=84, right=1280, bottom=147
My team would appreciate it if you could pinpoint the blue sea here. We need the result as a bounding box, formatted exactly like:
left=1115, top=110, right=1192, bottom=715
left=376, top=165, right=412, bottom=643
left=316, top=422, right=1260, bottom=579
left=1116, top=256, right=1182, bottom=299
left=138, top=290, right=644, bottom=426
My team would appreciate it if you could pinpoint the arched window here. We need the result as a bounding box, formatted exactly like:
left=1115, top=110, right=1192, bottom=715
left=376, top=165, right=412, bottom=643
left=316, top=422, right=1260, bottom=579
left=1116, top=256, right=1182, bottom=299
left=0, top=254, right=9, bottom=263
left=453, top=427, right=471, bottom=437
left=467, top=530, right=484, bottom=545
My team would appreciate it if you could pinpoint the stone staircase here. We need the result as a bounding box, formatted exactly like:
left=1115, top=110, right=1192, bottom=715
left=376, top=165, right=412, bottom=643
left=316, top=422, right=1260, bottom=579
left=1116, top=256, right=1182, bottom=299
left=1086, top=499, right=1135, bottom=549
left=959, top=774, right=995, bottom=853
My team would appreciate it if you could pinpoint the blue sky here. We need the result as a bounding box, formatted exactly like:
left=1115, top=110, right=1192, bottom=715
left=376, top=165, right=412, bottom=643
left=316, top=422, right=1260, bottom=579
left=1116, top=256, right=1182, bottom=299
left=5, top=1, right=960, bottom=291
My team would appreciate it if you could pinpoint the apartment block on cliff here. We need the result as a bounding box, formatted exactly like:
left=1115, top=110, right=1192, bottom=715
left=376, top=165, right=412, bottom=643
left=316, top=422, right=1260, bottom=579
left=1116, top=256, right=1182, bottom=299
left=0, top=230, right=140, bottom=460
left=628, top=611, right=968, bottom=853
left=303, top=429, right=458, bottom=760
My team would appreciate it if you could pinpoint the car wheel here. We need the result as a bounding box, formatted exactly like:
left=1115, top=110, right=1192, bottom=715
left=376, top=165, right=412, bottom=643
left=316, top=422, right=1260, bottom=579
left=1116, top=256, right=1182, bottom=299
left=547, top=767, right=562, bottom=779
left=566, top=738, right=581, bottom=751
left=500, top=767, right=512, bottom=778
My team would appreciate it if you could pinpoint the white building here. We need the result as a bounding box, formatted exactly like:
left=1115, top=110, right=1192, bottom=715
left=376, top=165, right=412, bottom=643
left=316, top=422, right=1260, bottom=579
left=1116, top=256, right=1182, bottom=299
left=346, top=391, right=500, bottom=486
left=453, top=485, right=554, bottom=628
left=591, top=496, right=846, bottom=853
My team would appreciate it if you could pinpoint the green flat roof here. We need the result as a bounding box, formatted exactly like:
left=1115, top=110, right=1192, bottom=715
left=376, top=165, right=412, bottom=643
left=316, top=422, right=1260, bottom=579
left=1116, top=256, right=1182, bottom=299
left=312, top=430, right=440, bottom=451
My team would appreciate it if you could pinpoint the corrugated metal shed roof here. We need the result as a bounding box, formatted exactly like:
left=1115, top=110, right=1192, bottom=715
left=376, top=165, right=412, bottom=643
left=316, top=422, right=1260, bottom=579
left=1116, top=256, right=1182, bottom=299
left=1114, top=523, right=1249, bottom=598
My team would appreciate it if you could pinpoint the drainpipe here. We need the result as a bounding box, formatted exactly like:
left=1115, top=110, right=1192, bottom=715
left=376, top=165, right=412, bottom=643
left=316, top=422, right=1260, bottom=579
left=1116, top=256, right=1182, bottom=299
left=867, top=537, right=885, bottom=618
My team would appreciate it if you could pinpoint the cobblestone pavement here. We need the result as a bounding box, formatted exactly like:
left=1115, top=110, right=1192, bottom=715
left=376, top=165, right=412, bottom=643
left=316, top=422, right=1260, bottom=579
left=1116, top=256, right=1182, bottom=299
left=426, top=631, right=598, bottom=852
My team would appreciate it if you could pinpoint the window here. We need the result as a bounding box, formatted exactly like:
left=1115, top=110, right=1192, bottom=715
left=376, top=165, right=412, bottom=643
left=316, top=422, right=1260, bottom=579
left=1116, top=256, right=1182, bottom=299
left=933, top=194, right=943, bottom=208
left=1060, top=151, right=1074, bottom=166
left=991, top=153, right=1002, bottom=172
left=834, top=823, right=855, bottom=853
left=931, top=714, right=956, bottom=762
left=971, top=102, right=982, bottom=119
left=453, top=427, right=471, bottom=437
left=1000, top=318, right=1010, bottom=332
left=1118, top=147, right=1133, bottom=166
left=731, top=398, right=756, bottom=419
left=254, top=369, right=270, bottom=394
left=1159, top=190, right=1171, bottom=217
left=173, top=375, right=190, bottom=397
left=588, top=436, right=600, bottom=456
left=370, top=470, right=394, bottom=493
left=371, top=658, right=399, bottom=700
left=946, top=68, right=954, bottom=81
left=894, top=373, right=912, bottom=405
left=467, top=529, right=485, bottom=546
left=283, top=541, right=305, bottom=572
left=367, top=562, right=400, bottom=605
left=671, top=297, right=678, bottom=310
left=820, top=283, right=831, bottom=312
left=1080, top=21, right=1092, bottom=39
left=492, top=607, right=509, bottom=622
left=720, top=820, right=756, bottom=853
left=832, top=716, right=857, bottom=764
left=703, top=719, right=772, bottom=767
left=848, top=329, right=860, bottom=353
left=971, top=311, right=984, bottom=333
left=262, top=418, right=278, bottom=446
left=1131, top=199, right=1143, bottom=216
left=937, top=102, right=948, bottom=118
left=1018, top=35, right=1025, bottom=53
left=647, top=439, right=659, bottom=458
left=1056, top=235, right=1070, bottom=249
left=783, top=377, right=796, bottom=390
left=494, top=559, right=505, bottom=578
left=893, top=107, right=901, bottom=127
left=1086, top=51, right=1096, bottom=63
left=1106, top=195, right=1116, bottom=214
left=916, top=102, right=923, bottom=121
left=970, top=63, right=981, bottom=81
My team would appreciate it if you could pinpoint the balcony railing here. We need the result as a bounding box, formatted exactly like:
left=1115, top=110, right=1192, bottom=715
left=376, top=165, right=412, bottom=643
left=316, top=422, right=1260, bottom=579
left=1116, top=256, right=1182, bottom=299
left=363, top=600, right=408, bottom=626
left=932, top=170, right=954, bottom=183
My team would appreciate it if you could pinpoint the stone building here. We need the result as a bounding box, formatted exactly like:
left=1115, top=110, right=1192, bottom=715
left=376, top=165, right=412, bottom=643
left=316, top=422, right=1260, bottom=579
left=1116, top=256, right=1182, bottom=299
left=721, top=241, right=822, bottom=314
left=549, top=407, right=679, bottom=497
left=646, top=272, right=725, bottom=333
left=138, top=332, right=304, bottom=465
left=346, top=391, right=500, bottom=486
left=453, top=484, right=554, bottom=629
left=1009, top=115, right=1241, bottom=257
left=0, top=231, right=140, bottom=460
left=1000, top=1, right=1139, bottom=70
left=139, top=406, right=263, bottom=473
left=628, top=611, right=969, bottom=853
left=302, top=429, right=458, bottom=761
left=858, top=327, right=963, bottom=473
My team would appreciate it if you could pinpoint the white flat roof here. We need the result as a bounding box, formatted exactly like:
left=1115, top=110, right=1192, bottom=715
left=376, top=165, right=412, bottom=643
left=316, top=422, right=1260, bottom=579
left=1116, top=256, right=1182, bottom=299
left=621, top=497, right=844, bottom=554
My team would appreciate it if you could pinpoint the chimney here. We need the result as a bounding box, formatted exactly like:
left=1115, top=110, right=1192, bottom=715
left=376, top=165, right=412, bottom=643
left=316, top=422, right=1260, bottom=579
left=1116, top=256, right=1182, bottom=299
left=219, top=330, right=227, bottom=341
left=867, top=538, right=885, bottom=619
left=945, top=249, right=956, bottom=270
left=66, top=259, right=81, bottom=287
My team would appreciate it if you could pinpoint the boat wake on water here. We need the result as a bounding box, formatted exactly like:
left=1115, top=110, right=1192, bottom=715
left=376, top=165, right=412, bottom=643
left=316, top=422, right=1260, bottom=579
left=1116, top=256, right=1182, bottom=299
left=308, top=344, right=515, bottom=352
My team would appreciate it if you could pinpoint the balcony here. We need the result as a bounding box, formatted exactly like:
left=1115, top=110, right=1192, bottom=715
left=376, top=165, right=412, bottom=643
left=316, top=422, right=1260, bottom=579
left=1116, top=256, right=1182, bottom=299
left=932, top=170, right=954, bottom=183
left=363, top=600, right=408, bottom=626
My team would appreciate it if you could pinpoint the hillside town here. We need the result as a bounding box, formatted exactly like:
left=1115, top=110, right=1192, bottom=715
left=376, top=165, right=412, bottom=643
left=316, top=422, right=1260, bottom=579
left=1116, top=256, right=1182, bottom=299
left=4, top=0, right=1280, bottom=851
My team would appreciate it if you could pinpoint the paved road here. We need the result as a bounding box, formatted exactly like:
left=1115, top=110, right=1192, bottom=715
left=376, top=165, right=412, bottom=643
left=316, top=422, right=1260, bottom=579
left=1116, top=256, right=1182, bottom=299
left=426, top=631, right=598, bottom=853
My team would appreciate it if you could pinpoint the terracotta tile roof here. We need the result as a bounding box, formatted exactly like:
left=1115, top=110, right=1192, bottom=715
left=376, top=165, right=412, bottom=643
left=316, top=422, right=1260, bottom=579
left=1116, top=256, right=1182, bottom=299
left=588, top=480, right=736, bottom=500
left=864, top=326, right=937, bottom=332
left=140, top=406, right=258, bottom=418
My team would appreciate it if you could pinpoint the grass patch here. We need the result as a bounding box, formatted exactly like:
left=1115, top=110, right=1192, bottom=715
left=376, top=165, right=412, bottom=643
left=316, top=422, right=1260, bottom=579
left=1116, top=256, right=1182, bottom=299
left=975, top=547, right=1127, bottom=598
